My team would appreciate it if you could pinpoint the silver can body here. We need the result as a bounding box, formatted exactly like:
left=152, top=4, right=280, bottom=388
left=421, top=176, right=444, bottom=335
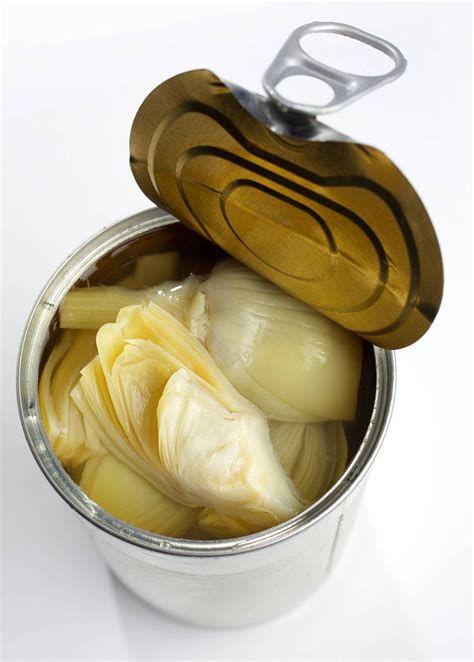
left=17, top=207, right=395, bottom=627
left=88, top=487, right=364, bottom=626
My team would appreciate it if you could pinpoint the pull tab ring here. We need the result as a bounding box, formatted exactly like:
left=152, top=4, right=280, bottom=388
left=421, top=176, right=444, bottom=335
left=263, top=21, right=407, bottom=116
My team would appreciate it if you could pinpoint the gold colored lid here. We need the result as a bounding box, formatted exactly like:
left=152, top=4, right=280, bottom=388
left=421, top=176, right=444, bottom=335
left=129, top=26, right=443, bottom=350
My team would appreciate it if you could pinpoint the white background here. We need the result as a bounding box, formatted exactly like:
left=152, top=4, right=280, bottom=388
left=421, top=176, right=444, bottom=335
left=1, top=2, right=472, bottom=660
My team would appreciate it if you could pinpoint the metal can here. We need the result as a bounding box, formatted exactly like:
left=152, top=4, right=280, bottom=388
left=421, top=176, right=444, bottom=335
left=17, top=206, right=395, bottom=627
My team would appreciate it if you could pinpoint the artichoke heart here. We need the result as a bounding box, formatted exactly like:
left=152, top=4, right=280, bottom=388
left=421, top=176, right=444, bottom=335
left=198, top=420, right=349, bottom=538
left=158, top=368, right=305, bottom=527
left=186, top=259, right=362, bottom=423
left=77, top=303, right=304, bottom=530
left=80, top=453, right=196, bottom=536
left=39, top=329, right=104, bottom=469
left=270, top=421, right=348, bottom=503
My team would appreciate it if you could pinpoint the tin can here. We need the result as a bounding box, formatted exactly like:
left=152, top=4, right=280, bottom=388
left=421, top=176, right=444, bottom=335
left=17, top=206, right=395, bottom=627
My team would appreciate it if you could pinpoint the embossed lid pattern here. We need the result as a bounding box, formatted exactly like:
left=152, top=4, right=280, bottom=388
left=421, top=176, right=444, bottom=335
left=129, top=28, right=443, bottom=350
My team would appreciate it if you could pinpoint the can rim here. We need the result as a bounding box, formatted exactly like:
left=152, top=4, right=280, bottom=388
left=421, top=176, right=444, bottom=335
left=16, top=207, right=396, bottom=557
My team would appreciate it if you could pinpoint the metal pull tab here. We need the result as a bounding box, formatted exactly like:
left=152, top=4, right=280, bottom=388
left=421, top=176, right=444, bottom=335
left=263, top=22, right=407, bottom=116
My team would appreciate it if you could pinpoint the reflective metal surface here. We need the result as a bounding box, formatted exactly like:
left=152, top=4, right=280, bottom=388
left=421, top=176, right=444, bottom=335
left=263, top=21, right=407, bottom=116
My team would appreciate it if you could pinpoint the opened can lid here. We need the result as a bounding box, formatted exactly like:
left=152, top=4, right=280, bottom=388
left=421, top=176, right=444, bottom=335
left=129, top=22, right=443, bottom=350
